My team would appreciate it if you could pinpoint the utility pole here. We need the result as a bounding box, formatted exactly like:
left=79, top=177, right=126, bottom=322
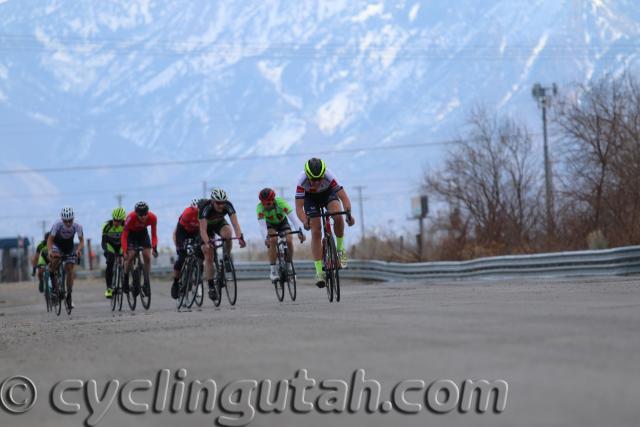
left=354, top=186, right=365, bottom=240
left=115, top=194, right=124, bottom=208
left=40, top=220, right=47, bottom=236
left=202, top=181, right=208, bottom=199
left=277, top=187, right=286, bottom=198
left=532, top=83, right=558, bottom=237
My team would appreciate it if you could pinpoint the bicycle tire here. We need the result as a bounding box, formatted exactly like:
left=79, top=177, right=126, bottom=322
left=187, top=258, right=203, bottom=309
left=224, top=254, right=238, bottom=306
left=127, top=260, right=138, bottom=311
left=61, top=268, right=72, bottom=315
left=328, top=235, right=341, bottom=303
left=323, top=237, right=334, bottom=302
left=177, top=261, right=191, bottom=309
left=193, top=261, right=204, bottom=307
left=288, top=260, right=297, bottom=301
left=139, top=264, right=151, bottom=310
left=274, top=247, right=285, bottom=302
left=116, top=261, right=124, bottom=311
left=43, top=270, right=51, bottom=312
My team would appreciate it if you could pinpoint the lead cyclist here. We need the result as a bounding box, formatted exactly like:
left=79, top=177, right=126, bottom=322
left=294, top=158, right=355, bottom=288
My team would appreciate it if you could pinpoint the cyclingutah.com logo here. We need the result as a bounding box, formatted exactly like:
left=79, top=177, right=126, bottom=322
left=1, top=369, right=508, bottom=426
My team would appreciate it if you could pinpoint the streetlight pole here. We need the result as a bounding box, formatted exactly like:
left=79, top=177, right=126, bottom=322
left=532, top=83, right=558, bottom=237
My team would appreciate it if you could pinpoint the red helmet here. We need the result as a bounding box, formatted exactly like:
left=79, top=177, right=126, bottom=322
left=259, top=188, right=276, bottom=204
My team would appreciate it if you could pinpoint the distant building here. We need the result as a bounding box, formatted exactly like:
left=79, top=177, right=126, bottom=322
left=0, top=237, right=31, bottom=283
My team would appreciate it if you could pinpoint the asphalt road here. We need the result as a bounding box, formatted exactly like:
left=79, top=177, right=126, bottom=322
left=1, top=275, right=639, bottom=427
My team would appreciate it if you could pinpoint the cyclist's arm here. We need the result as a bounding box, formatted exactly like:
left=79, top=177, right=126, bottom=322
left=150, top=215, right=158, bottom=249
left=172, top=224, right=178, bottom=247
left=77, top=234, right=85, bottom=253
left=258, top=219, right=269, bottom=240
left=31, top=250, right=40, bottom=267
left=295, top=198, right=306, bottom=224
left=286, top=212, right=303, bottom=231
left=121, top=226, right=129, bottom=254
left=229, top=213, right=243, bottom=239
left=336, top=188, right=352, bottom=212
left=101, top=227, right=109, bottom=251
left=47, top=233, right=55, bottom=256
left=199, top=219, right=209, bottom=244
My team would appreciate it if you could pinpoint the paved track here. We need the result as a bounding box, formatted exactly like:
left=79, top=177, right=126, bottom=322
left=1, top=275, right=639, bottom=427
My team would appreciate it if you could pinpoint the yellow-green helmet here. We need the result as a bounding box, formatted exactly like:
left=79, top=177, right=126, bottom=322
left=304, top=158, right=326, bottom=180
left=112, top=207, right=126, bottom=221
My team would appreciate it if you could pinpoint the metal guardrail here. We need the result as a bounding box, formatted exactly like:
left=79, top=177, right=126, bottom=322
left=76, top=245, right=640, bottom=282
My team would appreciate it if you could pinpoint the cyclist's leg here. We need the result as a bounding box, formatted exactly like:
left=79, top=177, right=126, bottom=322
left=121, top=248, right=136, bottom=292
left=327, top=195, right=348, bottom=266
left=266, top=226, right=278, bottom=281
left=218, top=223, right=233, bottom=255
left=104, top=251, right=115, bottom=290
left=304, top=195, right=325, bottom=286
left=49, top=247, right=62, bottom=289
left=142, top=248, right=151, bottom=287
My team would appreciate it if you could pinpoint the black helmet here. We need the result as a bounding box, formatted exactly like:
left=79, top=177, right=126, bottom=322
left=134, top=201, right=149, bottom=216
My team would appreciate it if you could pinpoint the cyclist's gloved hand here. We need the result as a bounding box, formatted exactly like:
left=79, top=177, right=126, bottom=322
left=298, top=229, right=306, bottom=243
left=346, top=211, right=355, bottom=226
left=152, top=247, right=159, bottom=258
left=31, top=266, right=37, bottom=276
left=238, top=234, right=247, bottom=248
left=264, top=238, right=270, bottom=248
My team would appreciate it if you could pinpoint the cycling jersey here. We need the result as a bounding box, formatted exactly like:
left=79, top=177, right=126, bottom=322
left=102, top=220, right=124, bottom=254
left=295, top=169, right=342, bottom=198
left=256, top=197, right=294, bottom=225
left=198, top=200, right=236, bottom=224
left=178, top=206, right=200, bottom=233
left=35, top=240, right=49, bottom=265
left=50, top=220, right=83, bottom=253
left=121, top=211, right=158, bottom=253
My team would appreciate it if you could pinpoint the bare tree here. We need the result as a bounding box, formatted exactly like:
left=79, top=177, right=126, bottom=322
left=425, top=108, right=542, bottom=257
left=554, top=73, right=640, bottom=247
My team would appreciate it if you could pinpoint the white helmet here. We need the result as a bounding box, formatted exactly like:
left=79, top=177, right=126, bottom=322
left=191, top=198, right=200, bottom=208
left=210, top=188, right=228, bottom=201
left=61, top=206, right=74, bottom=220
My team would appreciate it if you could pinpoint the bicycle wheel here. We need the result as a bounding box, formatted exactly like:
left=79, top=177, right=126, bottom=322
left=111, top=263, right=119, bottom=311
left=43, top=270, right=51, bottom=312
left=116, top=262, right=124, bottom=311
left=287, top=260, right=297, bottom=301
left=177, top=261, right=191, bottom=310
left=323, top=237, right=335, bottom=303
left=274, top=274, right=285, bottom=302
left=274, top=249, right=285, bottom=302
left=327, top=235, right=340, bottom=302
left=127, top=265, right=137, bottom=311
left=224, top=254, right=237, bottom=306
left=186, top=259, right=202, bottom=308
left=193, top=262, right=204, bottom=307
left=139, top=265, right=151, bottom=310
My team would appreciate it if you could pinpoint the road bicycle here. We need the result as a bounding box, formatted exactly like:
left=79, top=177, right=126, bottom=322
left=270, top=230, right=301, bottom=302
left=176, top=238, right=204, bottom=310
left=307, top=209, right=351, bottom=303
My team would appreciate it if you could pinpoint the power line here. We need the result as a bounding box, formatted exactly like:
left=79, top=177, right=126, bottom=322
left=0, top=140, right=459, bottom=175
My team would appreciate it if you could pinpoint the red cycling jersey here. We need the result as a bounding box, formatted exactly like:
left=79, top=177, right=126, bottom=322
left=121, top=211, right=158, bottom=253
left=178, top=206, right=199, bottom=233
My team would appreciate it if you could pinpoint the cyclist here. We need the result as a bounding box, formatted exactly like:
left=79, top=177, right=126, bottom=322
left=31, top=232, right=50, bottom=293
left=101, top=207, right=126, bottom=299
left=257, top=188, right=305, bottom=282
left=171, top=198, right=203, bottom=299
left=47, top=207, right=84, bottom=308
left=199, top=188, right=246, bottom=300
left=121, top=201, right=158, bottom=296
left=295, top=158, right=355, bottom=288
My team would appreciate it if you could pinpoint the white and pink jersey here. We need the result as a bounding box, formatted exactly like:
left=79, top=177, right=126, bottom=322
left=295, top=169, right=342, bottom=199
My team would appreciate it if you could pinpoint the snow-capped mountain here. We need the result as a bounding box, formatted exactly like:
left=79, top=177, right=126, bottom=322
left=1, top=0, right=639, bottom=245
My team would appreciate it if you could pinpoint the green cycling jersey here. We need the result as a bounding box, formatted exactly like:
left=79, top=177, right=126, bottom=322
left=256, top=196, right=294, bottom=225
